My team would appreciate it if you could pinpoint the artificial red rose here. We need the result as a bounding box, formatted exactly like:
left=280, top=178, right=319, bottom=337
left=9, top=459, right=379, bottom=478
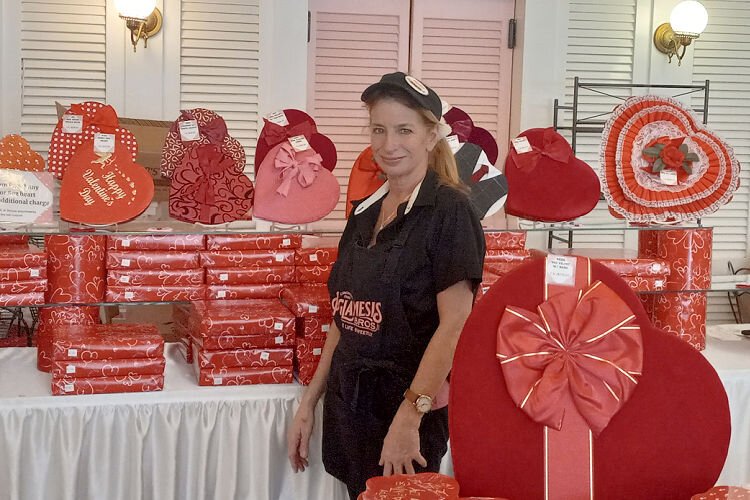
left=660, top=144, right=685, bottom=169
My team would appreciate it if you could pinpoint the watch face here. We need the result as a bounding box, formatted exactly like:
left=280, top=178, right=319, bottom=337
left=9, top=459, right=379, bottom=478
left=415, top=396, right=432, bottom=413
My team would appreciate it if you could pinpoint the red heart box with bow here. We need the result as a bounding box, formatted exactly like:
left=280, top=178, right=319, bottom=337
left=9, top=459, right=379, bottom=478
left=450, top=256, right=730, bottom=499
left=60, top=141, right=154, bottom=225
left=504, top=128, right=600, bottom=222
left=169, top=143, right=254, bottom=225
left=254, top=141, right=339, bottom=224
left=254, top=109, right=318, bottom=174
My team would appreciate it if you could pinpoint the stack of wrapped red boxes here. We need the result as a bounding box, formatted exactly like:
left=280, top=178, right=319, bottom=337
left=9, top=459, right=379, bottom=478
left=478, top=231, right=531, bottom=300
left=0, top=236, right=46, bottom=307
left=201, top=234, right=300, bottom=300
left=281, top=284, right=333, bottom=385
left=49, top=323, right=165, bottom=395
left=187, top=299, right=296, bottom=386
left=294, top=236, right=338, bottom=285
left=105, top=235, right=206, bottom=302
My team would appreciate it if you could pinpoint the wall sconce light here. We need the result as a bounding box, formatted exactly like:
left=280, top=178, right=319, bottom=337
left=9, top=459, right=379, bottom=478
left=653, top=1, right=708, bottom=66
left=115, top=0, right=163, bottom=52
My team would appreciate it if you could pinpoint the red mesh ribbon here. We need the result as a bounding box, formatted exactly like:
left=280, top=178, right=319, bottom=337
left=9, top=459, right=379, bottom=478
left=262, top=119, right=316, bottom=147
left=511, top=128, right=572, bottom=172
left=184, top=144, right=236, bottom=219
left=274, top=142, right=322, bottom=197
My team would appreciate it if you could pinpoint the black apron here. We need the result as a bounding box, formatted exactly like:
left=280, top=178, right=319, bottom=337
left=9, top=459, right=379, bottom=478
left=322, top=208, right=449, bottom=494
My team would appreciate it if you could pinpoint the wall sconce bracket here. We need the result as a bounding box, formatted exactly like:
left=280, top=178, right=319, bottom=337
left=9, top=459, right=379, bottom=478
left=121, top=7, right=162, bottom=52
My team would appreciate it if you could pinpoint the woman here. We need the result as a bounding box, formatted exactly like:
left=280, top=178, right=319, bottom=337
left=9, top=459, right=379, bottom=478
left=288, top=72, right=485, bottom=499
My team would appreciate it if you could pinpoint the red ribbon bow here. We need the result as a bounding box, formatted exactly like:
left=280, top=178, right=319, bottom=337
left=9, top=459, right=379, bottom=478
left=185, top=144, right=235, bottom=219
left=180, top=111, right=228, bottom=145
left=511, top=128, right=572, bottom=173
left=496, top=280, right=643, bottom=436
left=69, top=104, right=119, bottom=134
left=449, top=117, right=474, bottom=142
left=262, top=119, right=316, bottom=147
left=274, top=142, right=322, bottom=197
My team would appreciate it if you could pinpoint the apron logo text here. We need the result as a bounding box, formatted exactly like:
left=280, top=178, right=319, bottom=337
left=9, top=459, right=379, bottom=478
left=332, top=291, right=382, bottom=336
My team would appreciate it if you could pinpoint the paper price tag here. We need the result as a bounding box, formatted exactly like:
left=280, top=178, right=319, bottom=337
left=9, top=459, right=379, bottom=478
left=512, top=137, right=533, bottom=154
left=219, top=273, right=229, bottom=281
left=68, top=348, right=78, bottom=358
left=260, top=351, right=270, bottom=361
left=64, top=383, right=74, bottom=393
left=322, top=324, right=330, bottom=333
left=179, top=120, right=200, bottom=141
left=66, top=365, right=76, bottom=374
left=30, top=269, right=40, bottom=277
left=121, top=239, right=131, bottom=248
left=288, top=135, right=311, bottom=152
left=545, top=255, right=577, bottom=287
left=446, top=135, right=461, bottom=154
left=651, top=263, right=663, bottom=273
left=274, top=254, right=284, bottom=262
left=124, top=291, right=135, bottom=299
left=655, top=280, right=665, bottom=288
left=659, top=170, right=678, bottom=186
left=213, top=377, right=223, bottom=386
left=121, top=259, right=131, bottom=267
left=63, top=115, right=83, bottom=134
left=313, top=348, right=322, bottom=356
left=120, top=275, right=130, bottom=284
left=266, top=110, right=290, bottom=126
left=94, top=133, right=116, bottom=153
left=273, top=322, right=283, bottom=331
left=275, top=336, right=284, bottom=345
left=282, top=238, right=291, bottom=247
left=309, top=305, right=319, bottom=314
left=309, top=254, right=319, bottom=262
left=217, top=290, right=227, bottom=298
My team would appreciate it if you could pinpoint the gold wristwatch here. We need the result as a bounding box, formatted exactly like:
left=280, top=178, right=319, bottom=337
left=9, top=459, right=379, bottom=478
left=404, top=388, right=432, bottom=414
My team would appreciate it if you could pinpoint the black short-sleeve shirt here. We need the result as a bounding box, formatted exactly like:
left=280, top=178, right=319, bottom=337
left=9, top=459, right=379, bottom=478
left=331, top=169, right=486, bottom=347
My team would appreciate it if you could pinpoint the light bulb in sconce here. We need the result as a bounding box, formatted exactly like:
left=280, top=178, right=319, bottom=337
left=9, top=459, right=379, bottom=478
left=654, top=1, right=709, bottom=66
left=115, top=0, right=163, bottom=52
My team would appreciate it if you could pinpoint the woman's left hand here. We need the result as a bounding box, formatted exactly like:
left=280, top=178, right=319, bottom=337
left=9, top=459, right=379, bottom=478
left=379, top=401, right=427, bottom=475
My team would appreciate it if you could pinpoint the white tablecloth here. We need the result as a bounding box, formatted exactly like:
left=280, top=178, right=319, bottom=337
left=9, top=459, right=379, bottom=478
left=0, top=333, right=747, bottom=500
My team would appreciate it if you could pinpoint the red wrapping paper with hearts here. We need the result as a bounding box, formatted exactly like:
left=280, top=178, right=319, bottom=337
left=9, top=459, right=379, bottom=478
left=194, top=364, right=293, bottom=386
left=36, top=306, right=100, bottom=371
left=0, top=279, right=47, bottom=294
left=192, top=330, right=295, bottom=350
left=106, top=250, right=200, bottom=270
left=51, top=357, right=166, bottom=378
left=0, top=266, right=45, bottom=282
left=105, top=285, right=205, bottom=303
left=485, top=250, right=533, bottom=262
left=621, top=275, right=669, bottom=292
left=280, top=284, right=332, bottom=317
left=197, top=347, right=293, bottom=369
left=205, top=233, right=301, bottom=251
left=651, top=292, right=708, bottom=350
left=0, top=235, right=29, bottom=246
left=484, top=231, right=527, bottom=251
left=691, top=487, right=750, bottom=500
left=206, top=284, right=285, bottom=300
left=296, top=361, right=320, bottom=386
left=45, top=235, right=106, bottom=303
left=0, top=245, right=46, bottom=268
left=295, top=337, right=325, bottom=364
left=177, top=337, right=193, bottom=364
left=51, top=324, right=163, bottom=361
left=295, top=265, right=331, bottom=284
left=106, top=268, right=205, bottom=287
left=301, top=316, right=332, bottom=338
left=294, top=248, right=338, bottom=266
left=107, top=234, right=206, bottom=251
left=52, top=374, right=164, bottom=396
left=359, top=473, right=461, bottom=500
left=189, top=299, right=296, bottom=337
left=483, top=261, right=530, bottom=277
left=199, top=249, right=295, bottom=267
left=0, top=292, right=44, bottom=306
left=205, top=266, right=295, bottom=285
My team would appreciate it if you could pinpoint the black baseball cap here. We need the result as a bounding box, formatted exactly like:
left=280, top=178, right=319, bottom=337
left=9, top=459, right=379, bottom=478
left=361, top=72, right=443, bottom=121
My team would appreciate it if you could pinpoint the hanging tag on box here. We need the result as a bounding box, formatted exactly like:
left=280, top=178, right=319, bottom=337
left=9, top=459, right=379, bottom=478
left=546, top=255, right=577, bottom=287
left=512, top=137, right=533, bottom=154
left=322, top=324, right=330, bottom=333
left=266, top=110, right=290, bottom=127
left=30, top=269, right=40, bottom=277
left=124, top=291, right=135, bottom=300
left=64, top=383, right=74, bottom=393
left=282, top=238, right=291, bottom=247
left=63, top=115, right=83, bottom=134
left=179, top=120, right=200, bottom=141
left=275, top=336, right=284, bottom=344
left=289, top=135, right=311, bottom=152
left=274, top=254, right=284, bottom=263
left=309, top=254, right=319, bottom=262
left=313, top=348, right=322, bottom=356
left=68, top=348, right=78, bottom=358
left=446, top=135, right=461, bottom=154
left=213, top=377, right=223, bottom=386
left=121, top=259, right=131, bottom=267
left=219, top=273, right=229, bottom=282
left=309, top=305, right=319, bottom=314
left=119, top=275, right=130, bottom=284
left=659, top=170, right=678, bottom=186
left=94, top=133, right=115, bottom=154
left=274, top=322, right=283, bottom=331
left=260, top=351, right=270, bottom=361
left=121, top=239, right=131, bottom=248
left=66, top=365, right=76, bottom=374
left=217, top=290, right=227, bottom=298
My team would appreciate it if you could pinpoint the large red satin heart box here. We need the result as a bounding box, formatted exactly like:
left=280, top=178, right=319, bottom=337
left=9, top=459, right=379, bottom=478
left=59, top=141, right=154, bottom=225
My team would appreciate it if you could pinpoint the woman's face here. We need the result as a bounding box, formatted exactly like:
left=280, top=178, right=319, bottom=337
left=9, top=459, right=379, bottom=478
left=369, top=98, right=438, bottom=180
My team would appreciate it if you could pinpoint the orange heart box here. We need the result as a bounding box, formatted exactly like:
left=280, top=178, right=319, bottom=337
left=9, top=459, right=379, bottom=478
left=0, top=135, right=44, bottom=171
left=59, top=141, right=154, bottom=225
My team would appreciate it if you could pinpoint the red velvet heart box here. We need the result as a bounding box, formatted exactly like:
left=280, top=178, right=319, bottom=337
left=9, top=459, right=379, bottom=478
left=450, top=257, right=730, bottom=499
left=169, top=143, right=254, bottom=225
left=443, top=106, right=499, bottom=164
left=504, top=128, right=600, bottom=222
left=59, top=141, right=154, bottom=225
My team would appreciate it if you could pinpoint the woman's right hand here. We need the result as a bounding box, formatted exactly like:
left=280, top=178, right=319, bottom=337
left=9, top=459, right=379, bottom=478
left=287, top=402, right=315, bottom=472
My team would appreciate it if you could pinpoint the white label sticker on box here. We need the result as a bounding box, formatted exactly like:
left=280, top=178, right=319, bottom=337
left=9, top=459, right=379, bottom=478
left=179, top=119, right=200, bottom=141
left=313, top=348, right=322, bottom=356
left=309, top=305, right=319, bottom=314
left=124, top=291, right=135, bottom=299
left=282, top=238, right=291, bottom=247
left=217, top=290, right=227, bottom=298
left=122, top=239, right=131, bottom=248
left=63, top=115, right=83, bottom=134
left=30, top=269, right=40, bottom=277
left=64, top=383, right=74, bottom=393
left=546, top=255, right=577, bottom=287
left=659, top=170, right=678, bottom=186
left=511, top=136, right=533, bottom=154
left=68, top=348, right=78, bottom=358
left=322, top=324, right=330, bottom=333
left=655, top=279, right=665, bottom=288
left=120, top=275, right=130, bottom=284
left=651, top=263, right=662, bottom=273
left=309, top=254, right=319, bottom=262
left=121, top=259, right=131, bottom=267
left=274, top=322, right=283, bottom=331
left=213, top=377, right=223, bottom=386
left=66, top=365, right=76, bottom=374
left=219, top=273, right=229, bottom=281
left=260, top=351, right=270, bottom=361
left=446, top=135, right=461, bottom=154
left=288, top=135, right=311, bottom=152
left=266, top=110, right=290, bottom=126
left=274, top=254, right=285, bottom=262
left=94, top=133, right=115, bottom=153
left=275, top=336, right=284, bottom=345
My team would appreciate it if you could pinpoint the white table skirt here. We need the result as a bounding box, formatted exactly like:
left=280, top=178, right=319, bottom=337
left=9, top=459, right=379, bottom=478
left=0, top=333, right=747, bottom=500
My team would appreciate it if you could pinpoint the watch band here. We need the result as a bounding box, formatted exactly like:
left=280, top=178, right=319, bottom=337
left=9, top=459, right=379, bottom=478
left=404, top=388, right=432, bottom=413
